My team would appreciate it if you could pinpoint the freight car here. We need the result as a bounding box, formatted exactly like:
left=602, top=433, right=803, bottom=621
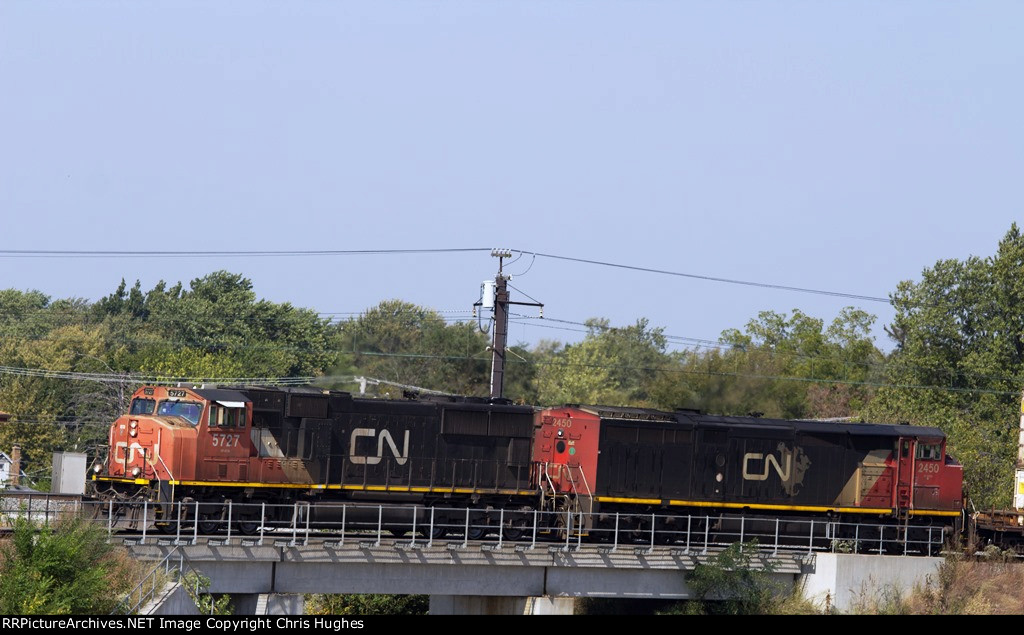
left=90, top=384, right=965, bottom=544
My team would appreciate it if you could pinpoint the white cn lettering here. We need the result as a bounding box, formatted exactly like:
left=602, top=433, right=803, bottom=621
left=350, top=428, right=410, bottom=466
left=742, top=452, right=791, bottom=482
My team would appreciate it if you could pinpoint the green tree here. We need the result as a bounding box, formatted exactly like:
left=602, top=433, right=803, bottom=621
left=0, top=514, right=138, bottom=614
left=652, top=308, right=882, bottom=419
left=534, top=318, right=669, bottom=407
left=867, top=224, right=1024, bottom=508
left=338, top=300, right=490, bottom=396
left=668, top=541, right=783, bottom=615
left=305, top=594, right=428, bottom=615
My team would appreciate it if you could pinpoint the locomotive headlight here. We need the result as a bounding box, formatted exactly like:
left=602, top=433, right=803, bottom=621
left=130, top=420, right=138, bottom=428
left=93, top=464, right=102, bottom=474
left=131, top=467, right=142, bottom=477
left=129, top=429, right=138, bottom=437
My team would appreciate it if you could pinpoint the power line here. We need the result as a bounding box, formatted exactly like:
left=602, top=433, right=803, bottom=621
left=0, top=245, right=892, bottom=303
left=0, top=365, right=317, bottom=385
left=519, top=250, right=891, bottom=303
left=350, top=350, right=1022, bottom=397
left=0, top=248, right=493, bottom=259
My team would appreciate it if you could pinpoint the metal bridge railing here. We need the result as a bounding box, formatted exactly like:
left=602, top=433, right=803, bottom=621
left=0, top=498, right=949, bottom=558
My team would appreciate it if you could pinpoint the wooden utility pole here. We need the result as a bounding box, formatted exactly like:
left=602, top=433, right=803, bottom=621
left=478, top=250, right=542, bottom=400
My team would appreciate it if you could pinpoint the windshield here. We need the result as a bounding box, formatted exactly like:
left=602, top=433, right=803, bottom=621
left=130, top=398, right=155, bottom=415
left=157, top=400, right=202, bottom=426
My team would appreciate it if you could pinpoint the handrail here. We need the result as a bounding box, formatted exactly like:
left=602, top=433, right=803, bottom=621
left=113, top=546, right=180, bottom=615
left=90, top=497, right=947, bottom=560
left=113, top=544, right=213, bottom=615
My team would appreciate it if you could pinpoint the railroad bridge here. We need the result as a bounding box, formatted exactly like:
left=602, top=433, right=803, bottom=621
left=1, top=495, right=946, bottom=615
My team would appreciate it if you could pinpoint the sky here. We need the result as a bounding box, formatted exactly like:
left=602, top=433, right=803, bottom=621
left=1, top=1, right=1021, bottom=353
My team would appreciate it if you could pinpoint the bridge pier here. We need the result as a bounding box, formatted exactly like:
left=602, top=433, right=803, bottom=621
left=798, top=553, right=944, bottom=612
left=429, top=595, right=575, bottom=615
left=233, top=593, right=306, bottom=615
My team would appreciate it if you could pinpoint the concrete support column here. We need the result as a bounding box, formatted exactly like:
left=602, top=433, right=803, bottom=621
left=429, top=595, right=575, bottom=615
left=798, top=553, right=943, bottom=613
left=233, top=593, right=305, bottom=615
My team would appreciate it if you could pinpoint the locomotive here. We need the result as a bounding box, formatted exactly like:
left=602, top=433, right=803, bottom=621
left=91, top=384, right=965, bottom=541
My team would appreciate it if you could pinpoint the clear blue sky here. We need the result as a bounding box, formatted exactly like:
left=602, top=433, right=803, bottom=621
left=2, top=2, right=1021, bottom=351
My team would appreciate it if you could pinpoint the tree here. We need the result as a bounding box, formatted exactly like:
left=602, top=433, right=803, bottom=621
left=665, top=541, right=783, bottom=615
left=867, top=225, right=1024, bottom=508
left=305, top=594, right=428, bottom=615
left=534, top=318, right=670, bottom=407
left=651, top=308, right=883, bottom=419
left=0, top=514, right=138, bottom=614
left=337, top=300, right=490, bottom=396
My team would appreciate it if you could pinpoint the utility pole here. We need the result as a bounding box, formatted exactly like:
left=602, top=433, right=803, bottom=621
left=490, top=252, right=511, bottom=400
left=476, top=249, right=542, bottom=400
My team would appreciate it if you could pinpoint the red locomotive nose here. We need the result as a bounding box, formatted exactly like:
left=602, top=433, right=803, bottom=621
left=109, top=416, right=161, bottom=479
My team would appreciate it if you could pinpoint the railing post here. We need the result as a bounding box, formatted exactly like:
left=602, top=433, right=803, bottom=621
left=773, top=517, right=779, bottom=556
left=44, top=495, right=50, bottom=527
left=340, top=504, right=347, bottom=547
left=613, top=512, right=619, bottom=553
left=928, top=527, right=933, bottom=557
left=903, top=524, right=908, bottom=556
left=411, top=505, right=418, bottom=548
left=703, top=515, right=709, bottom=554
left=175, top=502, right=182, bottom=545
left=808, top=519, right=814, bottom=555
left=879, top=525, right=884, bottom=555
left=497, top=508, right=504, bottom=550
left=855, top=523, right=860, bottom=554
left=650, top=513, right=656, bottom=550
left=192, top=500, right=199, bottom=544
left=303, top=502, right=311, bottom=547
left=565, top=509, right=571, bottom=550
left=107, top=499, right=113, bottom=536
left=376, top=504, right=382, bottom=548
left=427, top=507, right=434, bottom=548
left=226, top=500, right=232, bottom=542
left=141, top=501, right=148, bottom=545
left=291, top=502, right=298, bottom=547
left=531, top=509, right=538, bottom=550
left=739, top=515, right=745, bottom=545
left=259, top=502, right=266, bottom=547
left=685, top=515, right=691, bottom=555
left=463, top=507, right=470, bottom=549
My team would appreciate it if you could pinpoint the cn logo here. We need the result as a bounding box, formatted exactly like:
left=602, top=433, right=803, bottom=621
left=742, top=452, right=791, bottom=482
left=350, top=428, right=410, bottom=466
left=114, top=441, right=158, bottom=464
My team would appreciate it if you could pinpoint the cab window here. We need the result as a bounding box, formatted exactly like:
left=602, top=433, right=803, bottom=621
left=208, top=405, right=244, bottom=428
left=157, top=400, right=202, bottom=426
left=130, top=398, right=156, bottom=415
left=916, top=443, right=942, bottom=461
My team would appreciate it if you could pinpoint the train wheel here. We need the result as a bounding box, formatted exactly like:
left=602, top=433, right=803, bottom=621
left=463, top=511, right=490, bottom=541
left=430, top=526, right=448, bottom=540
left=236, top=519, right=260, bottom=536
left=502, top=526, right=525, bottom=541
left=198, top=516, right=220, bottom=535
left=389, top=528, right=409, bottom=538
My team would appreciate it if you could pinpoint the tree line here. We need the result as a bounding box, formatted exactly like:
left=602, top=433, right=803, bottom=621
left=3, top=226, right=1024, bottom=508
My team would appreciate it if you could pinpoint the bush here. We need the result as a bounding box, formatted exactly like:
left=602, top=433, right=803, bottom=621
left=0, top=513, right=137, bottom=614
